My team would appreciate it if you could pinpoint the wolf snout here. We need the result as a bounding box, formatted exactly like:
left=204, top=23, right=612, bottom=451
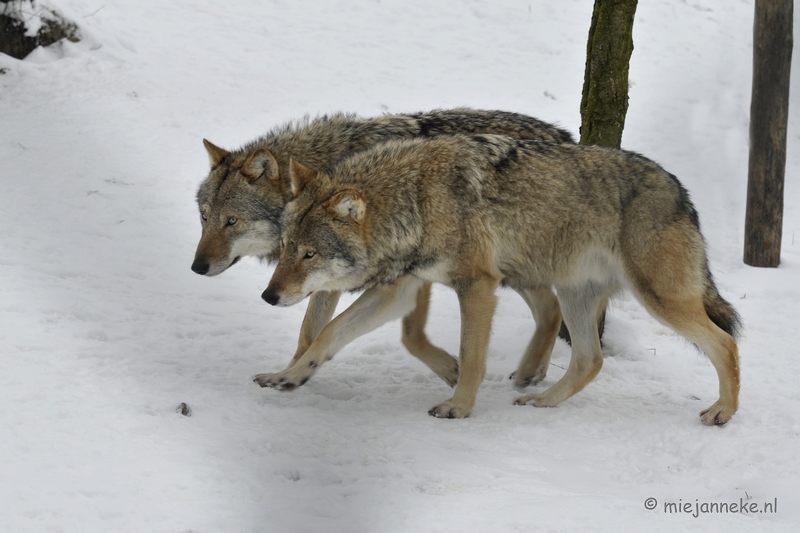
left=262, top=286, right=281, bottom=306
left=191, top=257, right=210, bottom=275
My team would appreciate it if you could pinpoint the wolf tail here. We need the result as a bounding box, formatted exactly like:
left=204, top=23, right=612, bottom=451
left=703, top=264, right=742, bottom=340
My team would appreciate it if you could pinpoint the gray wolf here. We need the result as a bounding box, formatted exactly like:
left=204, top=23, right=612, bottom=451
left=192, top=109, right=574, bottom=387
left=261, top=134, right=741, bottom=425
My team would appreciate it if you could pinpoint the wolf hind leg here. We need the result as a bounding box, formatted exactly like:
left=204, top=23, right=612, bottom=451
left=635, top=291, right=739, bottom=425
left=624, top=221, right=740, bottom=424
left=401, top=282, right=460, bottom=387
left=509, top=287, right=561, bottom=388
left=557, top=304, right=608, bottom=345
left=514, top=284, right=609, bottom=408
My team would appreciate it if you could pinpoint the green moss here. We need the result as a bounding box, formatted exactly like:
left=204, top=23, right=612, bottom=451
left=579, top=0, right=638, bottom=147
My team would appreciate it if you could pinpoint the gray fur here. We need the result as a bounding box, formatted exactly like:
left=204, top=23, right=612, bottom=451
left=194, top=108, right=574, bottom=274
left=268, top=135, right=741, bottom=423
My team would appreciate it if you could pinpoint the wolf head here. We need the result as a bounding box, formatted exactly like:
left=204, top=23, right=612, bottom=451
left=192, top=139, right=286, bottom=276
left=262, top=160, right=370, bottom=306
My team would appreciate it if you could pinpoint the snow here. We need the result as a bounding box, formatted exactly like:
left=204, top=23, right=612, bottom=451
left=2, top=2, right=42, bottom=38
left=1, top=0, right=798, bottom=531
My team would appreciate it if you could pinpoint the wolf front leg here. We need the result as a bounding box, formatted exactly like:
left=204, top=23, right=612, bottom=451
left=287, top=290, right=341, bottom=367
left=509, top=287, right=562, bottom=388
left=254, top=276, right=430, bottom=390
left=401, top=281, right=460, bottom=386
left=428, top=275, right=498, bottom=419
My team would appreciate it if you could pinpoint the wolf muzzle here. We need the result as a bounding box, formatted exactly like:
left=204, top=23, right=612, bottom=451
left=191, top=257, right=210, bottom=275
left=261, top=287, right=280, bottom=306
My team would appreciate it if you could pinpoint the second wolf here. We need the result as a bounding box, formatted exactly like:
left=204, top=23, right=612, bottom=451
left=192, top=109, right=574, bottom=388
left=262, top=135, right=741, bottom=425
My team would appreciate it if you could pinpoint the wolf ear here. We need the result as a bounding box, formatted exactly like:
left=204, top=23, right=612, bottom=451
left=203, top=139, right=230, bottom=169
left=289, top=159, right=319, bottom=198
left=327, top=190, right=366, bottom=224
left=241, top=148, right=279, bottom=184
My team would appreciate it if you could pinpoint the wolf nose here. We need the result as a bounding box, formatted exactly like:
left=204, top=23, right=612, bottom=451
left=191, top=258, right=210, bottom=275
left=262, top=287, right=280, bottom=306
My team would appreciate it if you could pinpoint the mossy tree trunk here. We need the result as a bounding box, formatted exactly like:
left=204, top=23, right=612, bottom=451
left=559, top=0, right=637, bottom=344
left=744, top=0, right=793, bottom=267
left=579, top=0, right=638, bottom=147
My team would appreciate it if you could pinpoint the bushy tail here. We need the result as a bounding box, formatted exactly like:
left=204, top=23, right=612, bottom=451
left=703, top=266, right=742, bottom=340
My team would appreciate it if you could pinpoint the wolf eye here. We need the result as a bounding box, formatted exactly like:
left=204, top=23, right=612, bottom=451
left=227, top=216, right=238, bottom=226
left=201, top=213, right=208, bottom=221
left=303, top=251, right=316, bottom=259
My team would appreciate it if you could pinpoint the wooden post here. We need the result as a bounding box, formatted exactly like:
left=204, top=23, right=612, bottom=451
left=579, top=0, right=638, bottom=147
left=744, top=0, right=793, bottom=267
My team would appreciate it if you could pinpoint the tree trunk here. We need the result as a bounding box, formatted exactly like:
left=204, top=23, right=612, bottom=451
left=744, top=0, right=793, bottom=267
left=559, top=0, right=637, bottom=344
left=579, top=0, right=638, bottom=147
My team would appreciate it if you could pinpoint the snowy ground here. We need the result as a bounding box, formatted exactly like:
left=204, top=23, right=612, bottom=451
left=1, top=1, right=799, bottom=531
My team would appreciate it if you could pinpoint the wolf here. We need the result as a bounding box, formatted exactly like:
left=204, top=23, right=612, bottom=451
left=261, top=134, right=741, bottom=425
left=192, top=109, right=575, bottom=388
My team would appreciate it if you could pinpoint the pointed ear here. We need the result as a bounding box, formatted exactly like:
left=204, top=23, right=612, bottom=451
left=241, top=148, right=279, bottom=184
left=203, top=139, right=230, bottom=169
left=288, top=158, right=319, bottom=198
left=326, top=190, right=366, bottom=224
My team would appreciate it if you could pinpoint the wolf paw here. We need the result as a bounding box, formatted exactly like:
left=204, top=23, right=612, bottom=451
left=512, top=392, right=557, bottom=408
left=508, top=367, right=547, bottom=389
left=427, top=399, right=472, bottom=419
left=699, top=400, right=736, bottom=426
left=253, top=370, right=311, bottom=391
left=433, top=358, right=459, bottom=388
